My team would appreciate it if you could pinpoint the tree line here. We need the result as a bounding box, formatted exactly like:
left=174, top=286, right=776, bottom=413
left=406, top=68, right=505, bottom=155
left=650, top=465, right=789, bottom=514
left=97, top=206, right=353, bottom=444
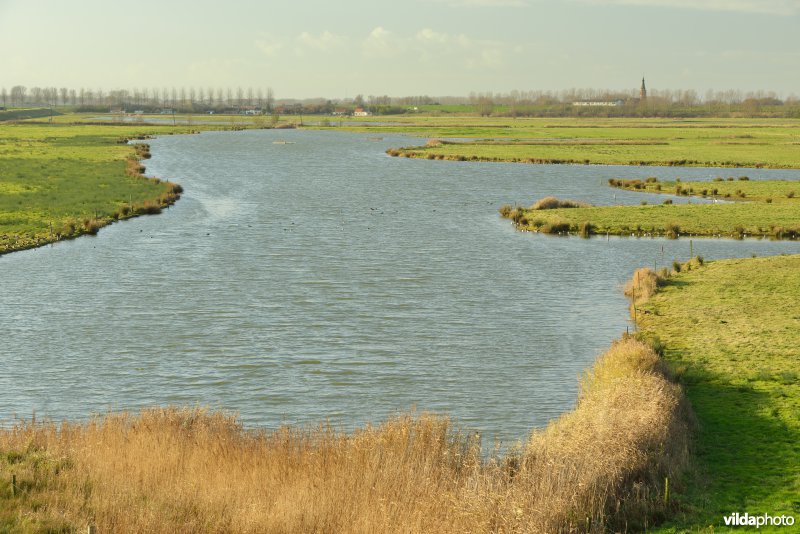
left=2, top=84, right=798, bottom=118
left=0, top=85, right=275, bottom=112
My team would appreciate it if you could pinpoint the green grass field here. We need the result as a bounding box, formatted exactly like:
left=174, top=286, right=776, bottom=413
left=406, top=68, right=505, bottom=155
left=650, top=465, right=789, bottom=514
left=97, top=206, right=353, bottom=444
left=641, top=256, right=800, bottom=532
left=359, top=117, right=800, bottom=168
left=0, top=120, right=234, bottom=254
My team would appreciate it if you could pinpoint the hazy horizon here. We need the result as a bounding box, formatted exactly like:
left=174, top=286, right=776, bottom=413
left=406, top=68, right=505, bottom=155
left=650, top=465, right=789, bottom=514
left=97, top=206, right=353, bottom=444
left=1, top=0, right=798, bottom=99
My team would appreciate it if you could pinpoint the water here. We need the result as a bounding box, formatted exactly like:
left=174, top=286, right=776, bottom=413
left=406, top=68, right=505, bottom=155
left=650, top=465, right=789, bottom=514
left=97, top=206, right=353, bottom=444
left=2, top=129, right=798, bottom=443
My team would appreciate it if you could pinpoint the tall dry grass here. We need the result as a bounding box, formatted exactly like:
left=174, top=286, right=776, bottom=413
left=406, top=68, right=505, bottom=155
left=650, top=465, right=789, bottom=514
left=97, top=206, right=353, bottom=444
left=1, top=339, right=689, bottom=533
left=624, top=267, right=664, bottom=304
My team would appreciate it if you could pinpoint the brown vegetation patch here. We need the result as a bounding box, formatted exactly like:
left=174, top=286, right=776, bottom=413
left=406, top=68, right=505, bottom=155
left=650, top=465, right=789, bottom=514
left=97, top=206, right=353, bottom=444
left=1, top=337, right=689, bottom=533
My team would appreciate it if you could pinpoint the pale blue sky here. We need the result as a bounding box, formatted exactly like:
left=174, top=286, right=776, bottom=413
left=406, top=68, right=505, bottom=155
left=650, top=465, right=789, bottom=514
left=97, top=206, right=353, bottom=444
left=1, top=0, right=798, bottom=98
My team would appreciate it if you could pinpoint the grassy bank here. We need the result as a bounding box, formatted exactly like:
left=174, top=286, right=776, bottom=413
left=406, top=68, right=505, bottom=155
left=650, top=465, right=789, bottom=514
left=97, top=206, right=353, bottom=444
left=0, top=337, right=688, bottom=533
left=0, top=118, right=264, bottom=255
left=501, top=202, right=800, bottom=240
left=368, top=117, right=800, bottom=168
left=632, top=256, right=800, bottom=531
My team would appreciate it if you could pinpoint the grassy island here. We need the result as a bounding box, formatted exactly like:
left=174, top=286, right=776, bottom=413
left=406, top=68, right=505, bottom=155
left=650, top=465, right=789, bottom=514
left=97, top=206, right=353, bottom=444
left=500, top=177, right=800, bottom=239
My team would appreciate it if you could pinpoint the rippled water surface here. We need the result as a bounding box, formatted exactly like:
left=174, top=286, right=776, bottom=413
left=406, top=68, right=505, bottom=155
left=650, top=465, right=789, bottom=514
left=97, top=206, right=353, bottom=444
left=3, top=129, right=798, bottom=442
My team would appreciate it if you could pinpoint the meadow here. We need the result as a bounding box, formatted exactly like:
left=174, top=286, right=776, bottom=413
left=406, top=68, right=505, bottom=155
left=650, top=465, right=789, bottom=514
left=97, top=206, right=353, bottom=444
left=359, top=117, right=800, bottom=168
left=637, top=256, right=800, bottom=532
left=2, top=113, right=799, bottom=532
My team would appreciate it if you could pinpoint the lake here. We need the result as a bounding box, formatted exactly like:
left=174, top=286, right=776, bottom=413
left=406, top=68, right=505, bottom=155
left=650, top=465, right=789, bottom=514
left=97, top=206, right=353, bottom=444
left=2, top=128, right=798, bottom=443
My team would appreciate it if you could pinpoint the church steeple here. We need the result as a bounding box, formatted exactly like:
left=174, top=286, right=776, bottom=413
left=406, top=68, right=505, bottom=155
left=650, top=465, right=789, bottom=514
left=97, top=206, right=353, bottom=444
left=640, top=77, right=647, bottom=100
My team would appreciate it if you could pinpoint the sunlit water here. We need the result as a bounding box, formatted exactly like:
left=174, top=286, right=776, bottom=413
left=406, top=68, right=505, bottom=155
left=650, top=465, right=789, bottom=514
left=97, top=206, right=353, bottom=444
left=2, top=129, right=798, bottom=443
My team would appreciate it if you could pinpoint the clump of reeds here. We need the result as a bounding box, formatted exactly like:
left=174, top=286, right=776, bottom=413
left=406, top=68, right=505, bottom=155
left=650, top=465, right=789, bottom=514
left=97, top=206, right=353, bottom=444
left=665, top=223, right=680, bottom=239
left=82, top=218, right=103, bottom=235
left=530, top=196, right=590, bottom=210
left=624, top=267, right=666, bottom=304
left=540, top=220, right=571, bottom=234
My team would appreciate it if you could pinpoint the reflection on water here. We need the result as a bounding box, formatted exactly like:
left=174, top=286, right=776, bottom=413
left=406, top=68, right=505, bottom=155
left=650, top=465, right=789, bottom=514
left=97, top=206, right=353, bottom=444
left=2, top=129, right=798, bottom=443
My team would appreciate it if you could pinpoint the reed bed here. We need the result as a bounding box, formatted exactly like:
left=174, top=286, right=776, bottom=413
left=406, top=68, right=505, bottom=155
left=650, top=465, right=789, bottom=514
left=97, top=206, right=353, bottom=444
left=1, top=338, right=689, bottom=533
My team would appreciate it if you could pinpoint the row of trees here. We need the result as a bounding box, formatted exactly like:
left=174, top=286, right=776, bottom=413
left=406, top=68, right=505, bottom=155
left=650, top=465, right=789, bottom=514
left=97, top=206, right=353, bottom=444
left=2, top=84, right=798, bottom=118
left=1, top=85, right=275, bottom=112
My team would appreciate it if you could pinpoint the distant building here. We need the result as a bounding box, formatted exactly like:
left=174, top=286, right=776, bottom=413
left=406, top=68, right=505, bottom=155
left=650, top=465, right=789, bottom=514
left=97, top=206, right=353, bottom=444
left=244, top=109, right=261, bottom=115
left=572, top=100, right=624, bottom=107
left=640, top=77, right=647, bottom=100
left=353, top=107, right=371, bottom=116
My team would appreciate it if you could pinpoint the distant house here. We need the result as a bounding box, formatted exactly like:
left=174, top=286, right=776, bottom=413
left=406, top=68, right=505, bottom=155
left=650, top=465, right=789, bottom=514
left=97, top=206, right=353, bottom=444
left=160, top=109, right=174, bottom=114
left=244, top=109, right=261, bottom=115
left=332, top=109, right=347, bottom=116
left=109, top=107, right=125, bottom=114
left=353, top=107, right=371, bottom=116
left=572, top=100, right=624, bottom=107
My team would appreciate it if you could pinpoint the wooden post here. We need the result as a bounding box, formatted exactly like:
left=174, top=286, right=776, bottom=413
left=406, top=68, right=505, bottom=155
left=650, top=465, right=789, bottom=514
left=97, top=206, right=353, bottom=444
left=690, top=239, right=694, bottom=259
left=88, top=525, right=97, bottom=534
left=11, top=474, right=16, bottom=497
left=664, top=477, right=670, bottom=505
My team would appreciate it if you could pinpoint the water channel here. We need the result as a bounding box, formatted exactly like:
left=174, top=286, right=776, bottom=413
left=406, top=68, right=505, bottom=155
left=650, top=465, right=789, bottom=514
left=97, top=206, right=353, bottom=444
left=2, top=129, right=798, bottom=443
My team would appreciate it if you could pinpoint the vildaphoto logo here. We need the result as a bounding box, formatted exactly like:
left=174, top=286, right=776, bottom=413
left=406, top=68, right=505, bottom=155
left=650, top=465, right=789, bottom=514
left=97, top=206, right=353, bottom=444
left=723, top=512, right=796, bottom=528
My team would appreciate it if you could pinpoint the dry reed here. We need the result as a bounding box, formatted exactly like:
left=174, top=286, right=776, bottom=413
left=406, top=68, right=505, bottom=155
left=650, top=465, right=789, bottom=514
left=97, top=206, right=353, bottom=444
left=1, top=339, right=689, bottom=533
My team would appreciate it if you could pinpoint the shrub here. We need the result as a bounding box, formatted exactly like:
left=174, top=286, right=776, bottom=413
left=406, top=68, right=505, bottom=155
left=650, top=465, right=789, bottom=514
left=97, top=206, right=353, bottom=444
left=738, top=176, right=750, bottom=181
left=579, top=221, right=594, bottom=238
left=672, top=260, right=681, bottom=273
left=663, top=199, right=673, bottom=205
left=787, top=191, right=795, bottom=199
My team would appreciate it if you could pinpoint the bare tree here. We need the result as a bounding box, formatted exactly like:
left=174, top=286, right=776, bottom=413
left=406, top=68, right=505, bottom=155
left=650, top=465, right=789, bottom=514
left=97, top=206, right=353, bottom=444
left=1, top=87, right=7, bottom=107
left=59, top=87, right=69, bottom=106
left=266, top=87, right=274, bottom=111
left=30, top=87, right=43, bottom=105
left=247, top=87, right=254, bottom=107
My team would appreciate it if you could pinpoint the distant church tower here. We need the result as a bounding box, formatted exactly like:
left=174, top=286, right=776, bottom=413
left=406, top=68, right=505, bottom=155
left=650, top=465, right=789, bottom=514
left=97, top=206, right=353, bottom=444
left=640, top=77, right=647, bottom=100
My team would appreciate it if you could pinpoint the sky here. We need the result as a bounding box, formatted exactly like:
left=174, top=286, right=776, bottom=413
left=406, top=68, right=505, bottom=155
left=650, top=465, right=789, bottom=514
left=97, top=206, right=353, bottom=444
left=1, top=0, right=798, bottom=99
